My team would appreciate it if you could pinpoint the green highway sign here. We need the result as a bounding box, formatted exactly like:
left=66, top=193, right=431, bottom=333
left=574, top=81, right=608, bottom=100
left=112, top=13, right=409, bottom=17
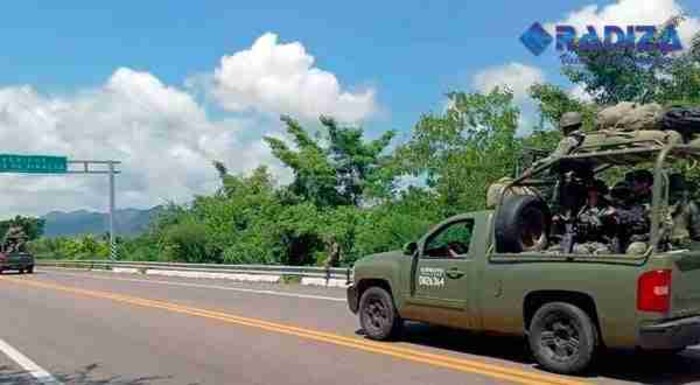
left=0, top=154, right=68, bottom=174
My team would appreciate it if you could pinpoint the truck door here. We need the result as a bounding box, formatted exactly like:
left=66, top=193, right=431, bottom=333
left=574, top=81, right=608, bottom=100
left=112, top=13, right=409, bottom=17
left=407, top=218, right=475, bottom=327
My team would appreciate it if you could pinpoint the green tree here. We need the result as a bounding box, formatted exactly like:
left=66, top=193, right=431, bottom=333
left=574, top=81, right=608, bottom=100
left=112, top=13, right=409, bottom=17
left=393, top=88, right=520, bottom=215
left=264, top=115, right=395, bottom=208
left=561, top=16, right=698, bottom=105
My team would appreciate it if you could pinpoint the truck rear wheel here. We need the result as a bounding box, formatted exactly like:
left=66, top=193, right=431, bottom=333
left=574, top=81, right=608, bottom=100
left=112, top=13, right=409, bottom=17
left=26, top=265, right=34, bottom=274
left=528, top=302, right=597, bottom=374
left=359, top=286, right=402, bottom=340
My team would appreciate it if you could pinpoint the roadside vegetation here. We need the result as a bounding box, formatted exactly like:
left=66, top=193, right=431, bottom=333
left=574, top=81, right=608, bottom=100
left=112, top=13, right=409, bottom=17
left=22, top=21, right=700, bottom=266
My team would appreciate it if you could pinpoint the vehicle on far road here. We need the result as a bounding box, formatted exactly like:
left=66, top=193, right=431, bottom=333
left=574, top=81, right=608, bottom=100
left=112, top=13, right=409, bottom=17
left=347, top=134, right=700, bottom=375
left=0, top=224, right=34, bottom=274
left=0, top=251, right=34, bottom=274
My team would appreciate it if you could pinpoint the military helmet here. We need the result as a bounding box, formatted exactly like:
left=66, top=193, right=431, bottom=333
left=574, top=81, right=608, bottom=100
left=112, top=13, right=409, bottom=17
left=559, top=111, right=583, bottom=133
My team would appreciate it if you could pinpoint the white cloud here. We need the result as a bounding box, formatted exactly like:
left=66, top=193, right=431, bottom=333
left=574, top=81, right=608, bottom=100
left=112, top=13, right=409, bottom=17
left=547, top=0, right=700, bottom=49
left=569, top=84, right=595, bottom=102
left=210, top=32, right=377, bottom=123
left=472, top=62, right=545, bottom=101
left=0, top=32, right=378, bottom=219
left=0, top=68, right=284, bottom=218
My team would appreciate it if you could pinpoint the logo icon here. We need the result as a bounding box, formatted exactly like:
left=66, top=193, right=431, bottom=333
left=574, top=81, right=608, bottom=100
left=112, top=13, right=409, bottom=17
left=520, top=22, right=553, bottom=56
left=520, top=22, right=683, bottom=58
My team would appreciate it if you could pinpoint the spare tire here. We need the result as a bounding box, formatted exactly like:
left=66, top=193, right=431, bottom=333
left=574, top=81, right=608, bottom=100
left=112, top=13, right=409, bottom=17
left=661, top=107, right=700, bottom=141
left=495, top=195, right=551, bottom=253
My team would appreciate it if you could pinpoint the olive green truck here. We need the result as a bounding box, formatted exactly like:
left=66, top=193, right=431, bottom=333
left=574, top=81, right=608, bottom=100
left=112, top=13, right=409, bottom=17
left=346, top=142, right=700, bottom=375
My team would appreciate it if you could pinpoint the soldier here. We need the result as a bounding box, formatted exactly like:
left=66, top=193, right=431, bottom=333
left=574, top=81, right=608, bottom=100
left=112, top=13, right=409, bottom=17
left=525, top=112, right=586, bottom=176
left=625, top=169, right=654, bottom=205
left=572, top=179, right=617, bottom=254
left=664, top=173, right=700, bottom=248
left=609, top=180, right=651, bottom=254
left=2, top=225, right=28, bottom=253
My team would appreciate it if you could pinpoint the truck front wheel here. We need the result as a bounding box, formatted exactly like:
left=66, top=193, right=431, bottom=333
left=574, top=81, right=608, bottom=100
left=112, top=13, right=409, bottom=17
left=359, top=287, right=402, bottom=340
left=528, top=302, right=597, bottom=374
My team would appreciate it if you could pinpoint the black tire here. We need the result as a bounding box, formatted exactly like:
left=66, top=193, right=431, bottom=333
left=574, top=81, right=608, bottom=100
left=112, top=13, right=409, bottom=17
left=495, top=194, right=551, bottom=253
left=359, top=286, right=402, bottom=340
left=26, top=265, right=34, bottom=274
left=661, top=107, right=700, bottom=141
left=528, top=302, right=598, bottom=374
left=18, top=269, right=24, bottom=274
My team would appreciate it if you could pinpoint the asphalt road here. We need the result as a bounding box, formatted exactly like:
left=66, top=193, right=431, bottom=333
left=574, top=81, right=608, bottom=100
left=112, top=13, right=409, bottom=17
left=1, top=269, right=700, bottom=385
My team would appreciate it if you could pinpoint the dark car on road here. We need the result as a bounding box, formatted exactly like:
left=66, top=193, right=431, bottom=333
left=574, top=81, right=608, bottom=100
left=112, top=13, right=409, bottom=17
left=0, top=251, right=34, bottom=274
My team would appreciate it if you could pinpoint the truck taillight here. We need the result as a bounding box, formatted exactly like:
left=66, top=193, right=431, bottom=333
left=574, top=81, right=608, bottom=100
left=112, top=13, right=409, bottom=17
left=637, top=269, right=672, bottom=313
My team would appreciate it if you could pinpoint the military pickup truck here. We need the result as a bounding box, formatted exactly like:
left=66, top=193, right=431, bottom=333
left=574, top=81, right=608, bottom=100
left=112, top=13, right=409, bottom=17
left=347, top=134, right=700, bottom=374
left=0, top=225, right=34, bottom=274
left=0, top=251, right=34, bottom=274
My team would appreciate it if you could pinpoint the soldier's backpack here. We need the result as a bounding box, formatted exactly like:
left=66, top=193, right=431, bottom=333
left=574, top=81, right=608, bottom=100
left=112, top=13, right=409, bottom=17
left=660, top=106, right=700, bottom=142
left=486, top=177, right=540, bottom=208
left=595, top=102, right=663, bottom=132
left=580, top=129, right=682, bottom=151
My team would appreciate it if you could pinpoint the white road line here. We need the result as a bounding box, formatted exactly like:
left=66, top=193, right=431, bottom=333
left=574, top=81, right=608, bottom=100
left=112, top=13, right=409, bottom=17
left=40, top=270, right=347, bottom=302
left=0, top=338, right=62, bottom=385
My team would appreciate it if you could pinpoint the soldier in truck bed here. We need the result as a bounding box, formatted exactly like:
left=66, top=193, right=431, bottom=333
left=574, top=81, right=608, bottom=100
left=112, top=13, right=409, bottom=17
left=626, top=169, right=654, bottom=206
left=2, top=225, right=28, bottom=253
left=532, top=112, right=586, bottom=169
left=664, top=173, right=700, bottom=249
left=572, top=179, right=618, bottom=254
left=609, top=180, right=651, bottom=254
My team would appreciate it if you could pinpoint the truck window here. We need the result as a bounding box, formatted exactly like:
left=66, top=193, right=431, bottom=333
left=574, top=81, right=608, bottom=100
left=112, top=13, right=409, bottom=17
left=423, top=219, right=474, bottom=259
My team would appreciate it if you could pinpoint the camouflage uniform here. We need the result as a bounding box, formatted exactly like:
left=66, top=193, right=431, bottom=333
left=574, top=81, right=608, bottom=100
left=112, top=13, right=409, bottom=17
left=572, top=179, right=617, bottom=255
left=2, top=225, right=28, bottom=253
left=539, top=112, right=586, bottom=165
left=610, top=180, right=651, bottom=254
left=625, top=170, right=654, bottom=206
left=664, top=174, right=700, bottom=249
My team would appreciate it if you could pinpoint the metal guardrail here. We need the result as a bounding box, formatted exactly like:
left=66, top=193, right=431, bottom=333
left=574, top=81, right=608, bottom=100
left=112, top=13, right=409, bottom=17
left=36, top=259, right=353, bottom=282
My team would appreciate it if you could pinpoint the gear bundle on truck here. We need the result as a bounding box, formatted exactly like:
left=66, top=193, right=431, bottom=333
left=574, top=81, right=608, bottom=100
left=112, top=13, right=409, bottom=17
left=346, top=127, right=700, bottom=374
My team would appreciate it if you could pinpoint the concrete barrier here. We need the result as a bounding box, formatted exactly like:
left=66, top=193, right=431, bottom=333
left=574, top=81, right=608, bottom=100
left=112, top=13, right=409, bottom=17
left=144, top=269, right=281, bottom=283
left=301, top=277, right=350, bottom=288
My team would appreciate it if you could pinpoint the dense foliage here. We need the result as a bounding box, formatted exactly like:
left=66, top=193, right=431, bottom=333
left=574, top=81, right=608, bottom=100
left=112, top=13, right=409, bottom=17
left=24, top=23, right=700, bottom=266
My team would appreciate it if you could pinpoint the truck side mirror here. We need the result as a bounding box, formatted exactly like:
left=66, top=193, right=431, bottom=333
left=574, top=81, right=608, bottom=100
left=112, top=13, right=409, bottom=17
left=403, top=241, right=418, bottom=256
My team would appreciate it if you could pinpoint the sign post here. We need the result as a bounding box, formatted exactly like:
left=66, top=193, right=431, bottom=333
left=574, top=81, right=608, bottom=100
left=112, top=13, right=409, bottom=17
left=67, top=160, right=121, bottom=261
left=0, top=154, right=121, bottom=260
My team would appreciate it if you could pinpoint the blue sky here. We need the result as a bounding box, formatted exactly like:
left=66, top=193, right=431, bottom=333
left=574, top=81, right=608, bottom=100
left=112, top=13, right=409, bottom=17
left=1, top=1, right=698, bottom=128
left=0, top=1, right=698, bottom=215
left=0, top=1, right=627, bottom=128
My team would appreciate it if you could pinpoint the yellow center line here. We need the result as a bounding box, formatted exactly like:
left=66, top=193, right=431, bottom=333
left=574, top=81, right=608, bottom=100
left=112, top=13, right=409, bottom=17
left=0, top=276, right=589, bottom=385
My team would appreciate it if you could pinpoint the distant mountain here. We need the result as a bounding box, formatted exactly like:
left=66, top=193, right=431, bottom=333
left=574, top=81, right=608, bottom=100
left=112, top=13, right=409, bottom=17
left=42, top=206, right=164, bottom=238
